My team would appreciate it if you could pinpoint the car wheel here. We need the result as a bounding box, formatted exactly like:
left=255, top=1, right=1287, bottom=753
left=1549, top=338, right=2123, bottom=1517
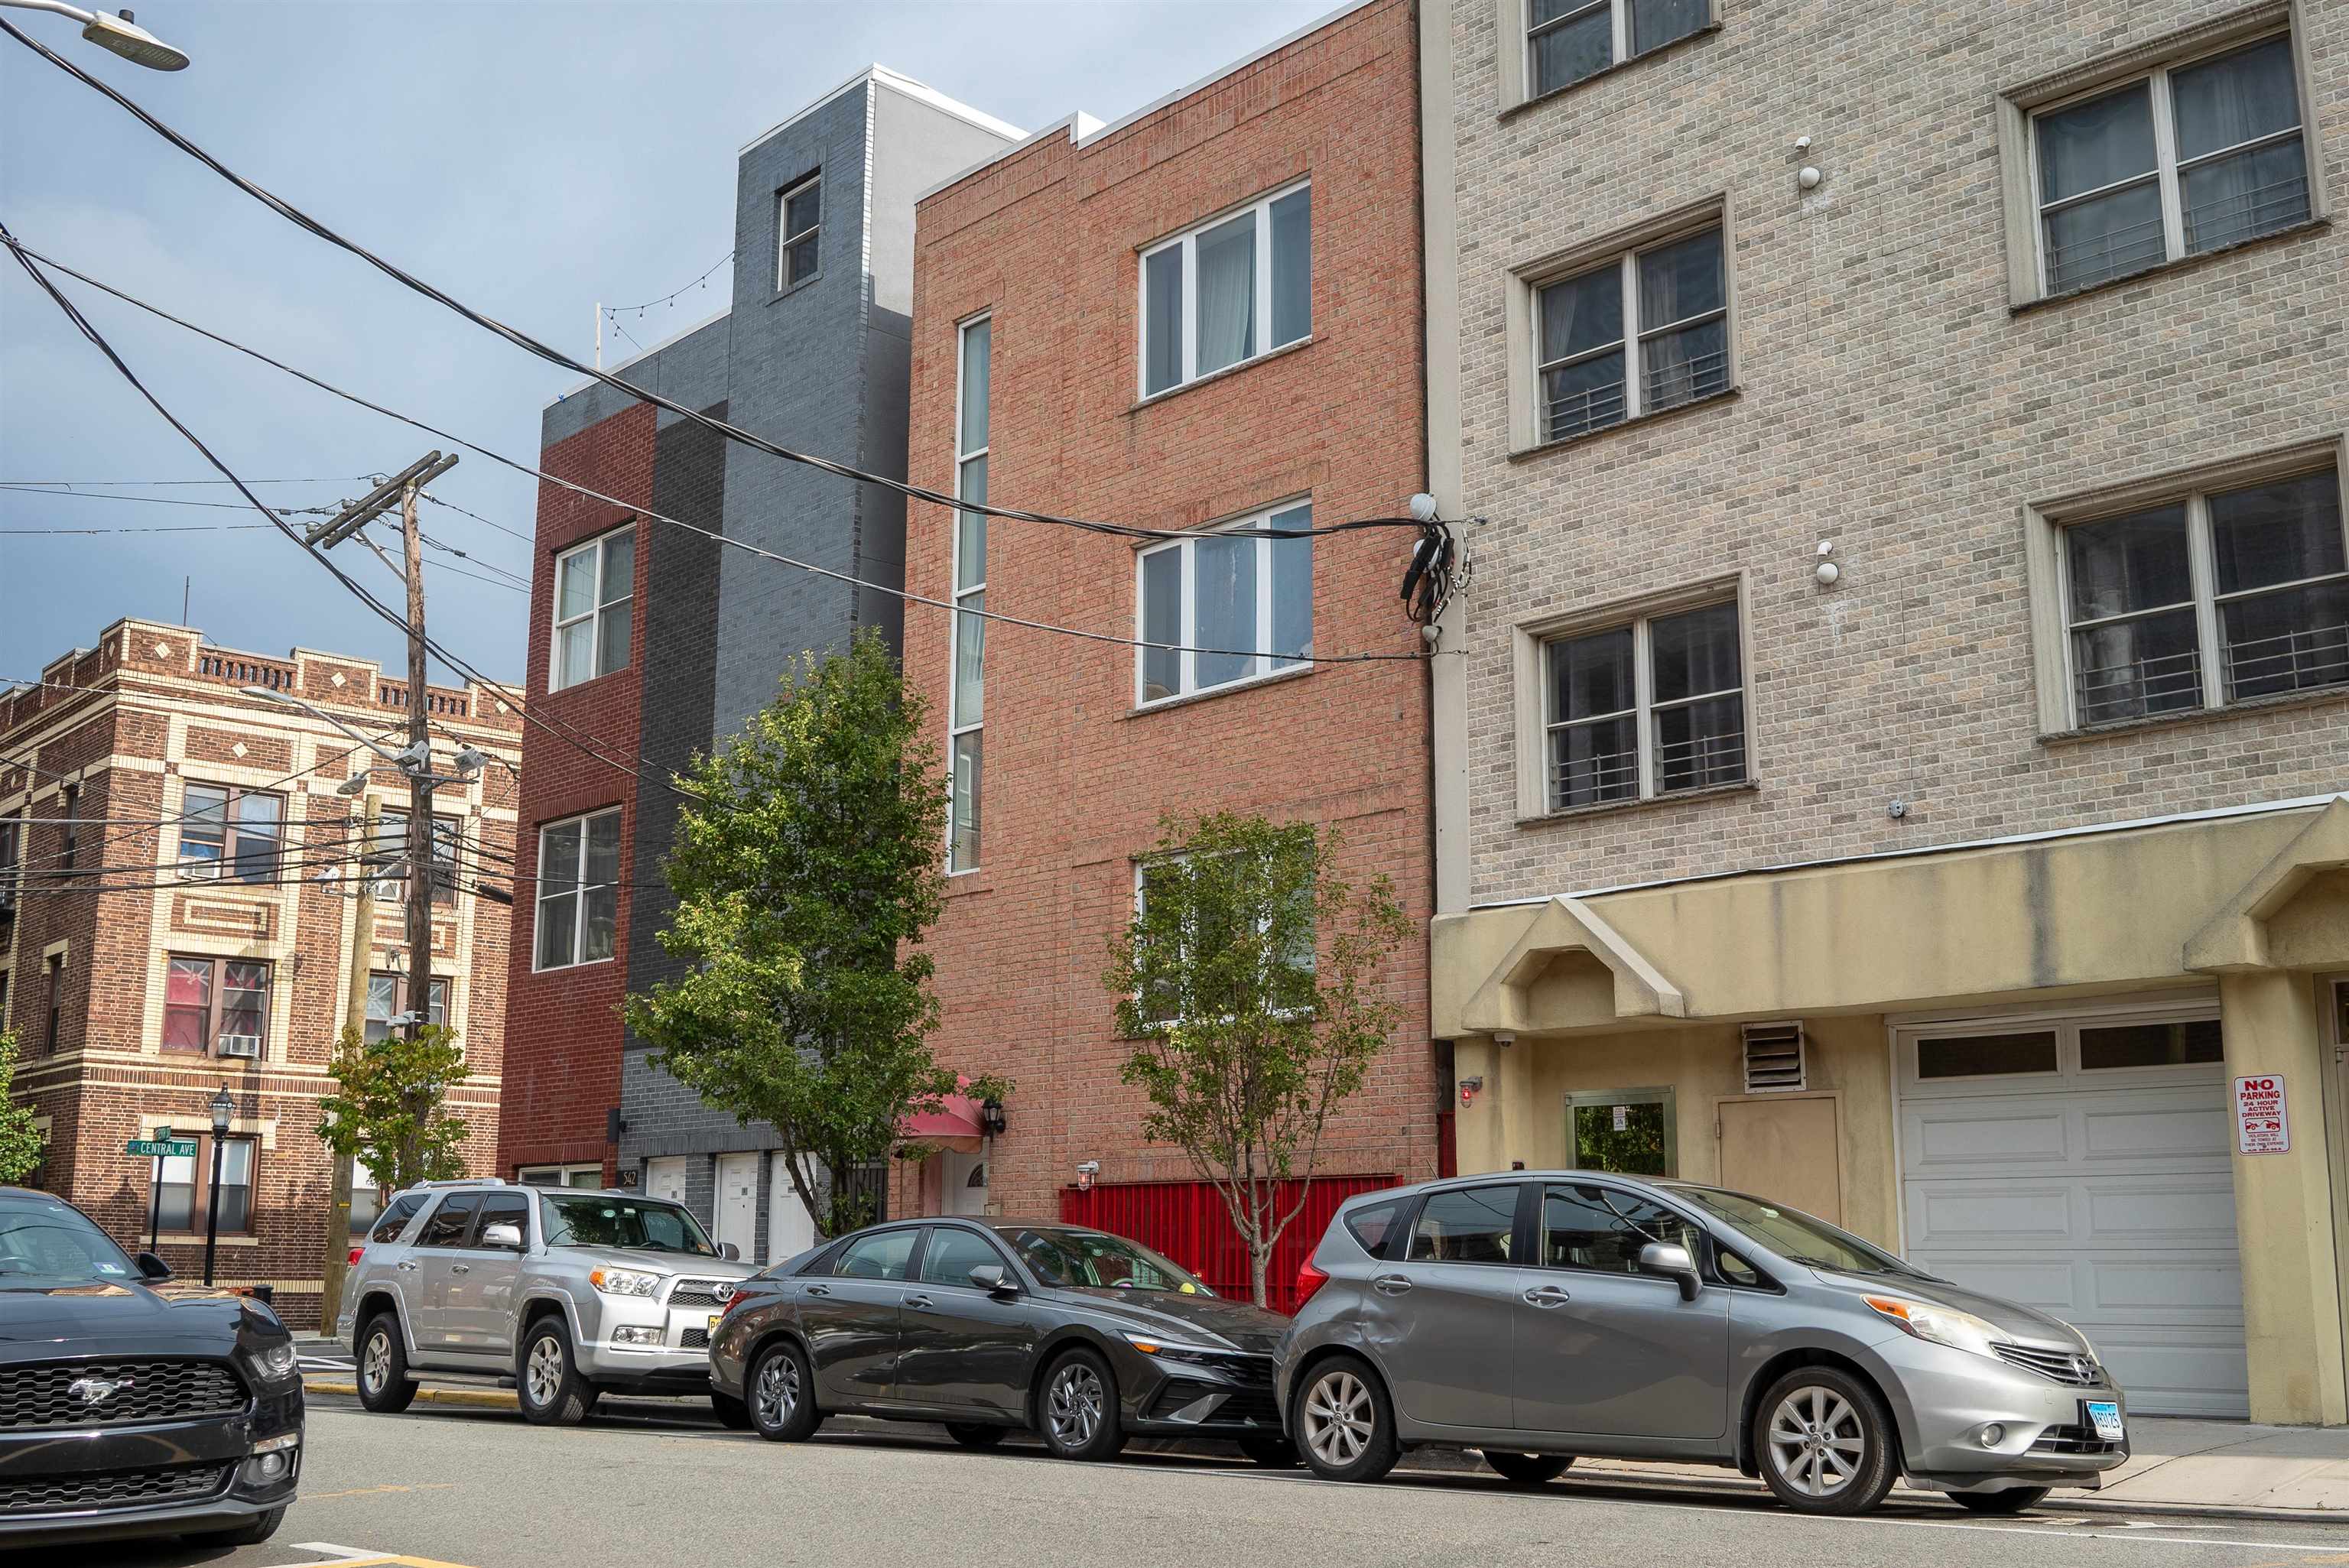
left=1037, top=1348, right=1126, bottom=1462
left=517, top=1316, right=598, bottom=1427
left=1753, top=1367, right=1899, bottom=1515
left=710, top=1391, right=752, bottom=1430
left=1951, top=1486, right=2051, bottom=1515
left=749, top=1340, right=821, bottom=1443
left=946, top=1422, right=1007, bottom=1450
left=356, top=1313, right=417, bottom=1414
left=1292, top=1354, right=1399, bottom=1484
left=1483, top=1450, right=1573, bottom=1485
left=1239, top=1433, right=1300, bottom=1468
left=183, top=1507, right=284, bottom=1547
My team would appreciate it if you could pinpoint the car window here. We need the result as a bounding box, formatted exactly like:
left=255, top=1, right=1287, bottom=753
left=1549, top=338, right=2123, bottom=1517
left=1538, top=1183, right=1703, bottom=1274
left=1406, top=1185, right=1518, bottom=1264
left=539, top=1193, right=718, bottom=1256
left=369, top=1193, right=427, bottom=1244
left=0, top=1193, right=138, bottom=1284
left=1007, top=1229, right=1207, bottom=1294
left=471, top=1192, right=531, bottom=1246
left=416, top=1192, right=481, bottom=1248
left=918, top=1226, right=1006, bottom=1287
left=833, top=1229, right=918, bottom=1281
left=1717, top=1247, right=1763, bottom=1288
left=1343, top=1198, right=1408, bottom=1261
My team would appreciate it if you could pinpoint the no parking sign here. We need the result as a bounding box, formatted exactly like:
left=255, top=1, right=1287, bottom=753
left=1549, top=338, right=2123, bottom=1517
left=2234, top=1073, right=2290, bottom=1154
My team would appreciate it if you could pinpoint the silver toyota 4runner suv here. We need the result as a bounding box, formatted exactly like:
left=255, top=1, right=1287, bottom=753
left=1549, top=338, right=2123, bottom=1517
left=336, top=1178, right=763, bottom=1427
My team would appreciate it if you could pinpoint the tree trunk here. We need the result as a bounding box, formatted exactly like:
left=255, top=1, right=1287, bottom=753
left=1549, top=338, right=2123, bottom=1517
left=1249, top=1246, right=1269, bottom=1309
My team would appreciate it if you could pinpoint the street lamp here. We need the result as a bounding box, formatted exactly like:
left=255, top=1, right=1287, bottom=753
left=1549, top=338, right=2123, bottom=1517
left=203, top=1083, right=233, bottom=1287
left=1, top=2, right=190, bottom=70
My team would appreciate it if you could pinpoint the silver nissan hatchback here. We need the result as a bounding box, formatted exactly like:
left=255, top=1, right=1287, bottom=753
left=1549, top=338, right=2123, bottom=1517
left=1274, top=1174, right=2129, bottom=1515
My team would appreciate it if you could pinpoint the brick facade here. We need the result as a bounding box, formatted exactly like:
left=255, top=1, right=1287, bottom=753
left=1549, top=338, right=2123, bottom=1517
left=904, top=0, right=1441, bottom=1225
left=1, top=619, right=521, bottom=1328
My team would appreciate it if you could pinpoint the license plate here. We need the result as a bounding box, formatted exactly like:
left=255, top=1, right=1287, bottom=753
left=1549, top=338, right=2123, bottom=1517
left=707, top=1313, right=722, bottom=1333
left=2085, top=1401, right=2123, bottom=1441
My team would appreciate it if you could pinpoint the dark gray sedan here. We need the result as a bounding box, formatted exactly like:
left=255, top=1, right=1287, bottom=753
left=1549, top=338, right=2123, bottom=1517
left=708, top=1218, right=1294, bottom=1464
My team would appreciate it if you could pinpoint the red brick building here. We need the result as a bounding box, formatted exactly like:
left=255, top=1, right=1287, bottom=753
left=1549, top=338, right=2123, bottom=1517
left=902, top=0, right=1439, bottom=1290
left=0, top=618, right=521, bottom=1327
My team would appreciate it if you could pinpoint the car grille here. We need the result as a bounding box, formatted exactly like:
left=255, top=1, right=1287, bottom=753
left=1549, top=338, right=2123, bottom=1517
left=1993, top=1342, right=2103, bottom=1386
left=0, top=1462, right=233, bottom=1514
left=668, top=1279, right=732, bottom=1309
left=681, top=1328, right=710, bottom=1349
left=0, top=1358, right=245, bottom=1429
left=1147, top=1378, right=1282, bottom=1428
left=2032, top=1423, right=2123, bottom=1456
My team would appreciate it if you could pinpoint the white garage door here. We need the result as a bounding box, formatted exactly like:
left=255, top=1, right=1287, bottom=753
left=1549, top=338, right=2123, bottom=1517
left=1897, top=1003, right=2248, bottom=1417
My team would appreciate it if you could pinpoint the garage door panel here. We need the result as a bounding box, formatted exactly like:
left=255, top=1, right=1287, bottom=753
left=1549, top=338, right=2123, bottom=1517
left=1904, top=1184, right=2073, bottom=1245
left=1906, top=1108, right=2069, bottom=1168
left=2090, top=1255, right=2245, bottom=1316
left=2086, top=1181, right=2237, bottom=1241
left=2082, top=1103, right=2230, bottom=1161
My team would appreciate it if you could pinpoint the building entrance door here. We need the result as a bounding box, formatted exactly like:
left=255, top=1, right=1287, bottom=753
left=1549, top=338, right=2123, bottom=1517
left=716, top=1153, right=759, bottom=1260
left=644, top=1157, right=686, bottom=1205
left=942, top=1150, right=989, bottom=1216
left=1565, top=1088, right=1676, bottom=1176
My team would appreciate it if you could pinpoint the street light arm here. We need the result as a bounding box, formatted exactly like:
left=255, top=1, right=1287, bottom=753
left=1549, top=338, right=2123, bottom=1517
left=0, top=2, right=100, bottom=24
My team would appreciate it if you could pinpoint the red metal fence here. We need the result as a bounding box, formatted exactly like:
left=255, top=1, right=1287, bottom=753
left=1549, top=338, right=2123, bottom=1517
left=1059, top=1174, right=1395, bottom=1314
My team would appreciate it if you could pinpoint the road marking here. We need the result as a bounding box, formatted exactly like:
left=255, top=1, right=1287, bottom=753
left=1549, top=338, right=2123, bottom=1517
left=289, top=1551, right=479, bottom=1568
left=298, top=1483, right=457, bottom=1501
left=291, top=1544, right=397, bottom=1563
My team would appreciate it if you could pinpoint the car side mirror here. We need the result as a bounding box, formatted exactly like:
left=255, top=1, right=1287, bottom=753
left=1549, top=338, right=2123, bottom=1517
left=480, top=1222, right=524, bottom=1251
left=718, top=1242, right=742, bottom=1262
left=135, top=1251, right=174, bottom=1281
left=1640, top=1242, right=1701, bottom=1302
left=970, top=1264, right=1016, bottom=1297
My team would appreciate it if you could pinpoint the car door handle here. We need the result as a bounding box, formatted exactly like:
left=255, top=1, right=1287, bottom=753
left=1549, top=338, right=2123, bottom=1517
left=395, top=1259, right=420, bottom=1271
left=806, top=1284, right=831, bottom=1297
left=1523, top=1284, right=1572, bottom=1307
left=450, top=1264, right=470, bottom=1275
left=1372, top=1274, right=1414, bottom=1295
left=905, top=1294, right=934, bottom=1311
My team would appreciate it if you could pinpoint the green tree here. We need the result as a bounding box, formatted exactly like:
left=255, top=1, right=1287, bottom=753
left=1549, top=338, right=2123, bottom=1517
left=1106, top=813, right=1412, bottom=1307
left=316, top=1023, right=472, bottom=1193
left=0, top=1033, right=46, bottom=1185
left=622, top=632, right=958, bottom=1238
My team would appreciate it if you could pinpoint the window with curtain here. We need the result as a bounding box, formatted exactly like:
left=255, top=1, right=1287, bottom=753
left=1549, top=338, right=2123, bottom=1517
left=2032, top=32, right=2310, bottom=296
left=1528, top=0, right=1710, bottom=98
left=551, top=526, right=634, bottom=691
left=365, top=970, right=449, bottom=1042
left=1536, top=224, right=1727, bottom=444
left=535, top=807, right=621, bottom=970
left=155, top=1136, right=256, bottom=1235
left=161, top=954, right=271, bottom=1054
left=1544, top=597, right=1746, bottom=809
left=950, top=317, right=990, bottom=873
left=1139, top=182, right=1311, bottom=397
left=2061, top=464, right=2345, bottom=726
left=1135, top=502, right=1313, bottom=704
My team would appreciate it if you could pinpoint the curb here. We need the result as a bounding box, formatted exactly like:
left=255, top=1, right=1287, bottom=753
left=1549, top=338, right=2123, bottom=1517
left=304, top=1378, right=518, bottom=1410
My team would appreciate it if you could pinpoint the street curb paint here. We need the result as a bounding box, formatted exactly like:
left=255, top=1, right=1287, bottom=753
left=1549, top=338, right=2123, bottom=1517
left=304, top=1378, right=517, bottom=1410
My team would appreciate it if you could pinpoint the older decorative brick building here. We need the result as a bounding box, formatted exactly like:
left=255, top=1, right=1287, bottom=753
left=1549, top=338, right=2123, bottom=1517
left=0, top=618, right=521, bottom=1328
left=902, top=0, right=1441, bottom=1287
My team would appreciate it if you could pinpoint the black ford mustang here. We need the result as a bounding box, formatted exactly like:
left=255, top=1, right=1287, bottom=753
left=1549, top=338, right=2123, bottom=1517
left=710, top=1218, right=1295, bottom=1464
left=0, top=1186, right=303, bottom=1547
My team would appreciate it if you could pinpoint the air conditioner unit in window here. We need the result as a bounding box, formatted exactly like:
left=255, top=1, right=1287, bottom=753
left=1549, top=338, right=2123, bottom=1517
left=175, top=859, right=219, bottom=883
left=215, top=1034, right=262, bottom=1060
left=1740, top=1021, right=1806, bottom=1093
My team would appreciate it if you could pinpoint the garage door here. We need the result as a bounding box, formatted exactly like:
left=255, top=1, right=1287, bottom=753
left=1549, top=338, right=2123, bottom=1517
left=1898, top=1005, right=2248, bottom=1417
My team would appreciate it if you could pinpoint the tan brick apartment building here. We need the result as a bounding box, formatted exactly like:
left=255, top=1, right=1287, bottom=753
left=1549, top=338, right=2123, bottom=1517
left=1, top=618, right=520, bottom=1327
left=902, top=0, right=1441, bottom=1294
left=1420, top=0, right=2348, bottom=1420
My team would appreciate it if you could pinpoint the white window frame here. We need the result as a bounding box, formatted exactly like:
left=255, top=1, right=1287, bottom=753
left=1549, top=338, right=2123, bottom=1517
left=1136, top=178, right=1311, bottom=401
left=517, top=1163, right=605, bottom=1189
left=948, top=313, right=989, bottom=875
left=776, top=171, right=821, bottom=291
left=2036, top=453, right=2346, bottom=731
left=1130, top=846, right=1316, bottom=1030
left=533, top=806, right=621, bottom=972
left=551, top=525, right=634, bottom=693
left=1132, top=500, right=1314, bottom=709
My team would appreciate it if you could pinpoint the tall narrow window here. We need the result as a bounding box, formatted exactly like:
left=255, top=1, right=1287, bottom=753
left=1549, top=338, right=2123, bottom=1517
left=1139, top=182, right=1311, bottom=398
left=949, top=317, right=990, bottom=873
left=59, top=784, right=78, bottom=871
left=44, top=953, right=63, bottom=1053
left=1135, top=503, right=1313, bottom=705
left=777, top=173, right=821, bottom=290
left=0, top=816, right=19, bottom=915
left=1529, top=0, right=1710, bottom=99
left=1536, top=225, right=1727, bottom=445
left=535, top=807, right=621, bottom=970
left=1542, top=597, right=1746, bottom=809
left=551, top=526, right=634, bottom=691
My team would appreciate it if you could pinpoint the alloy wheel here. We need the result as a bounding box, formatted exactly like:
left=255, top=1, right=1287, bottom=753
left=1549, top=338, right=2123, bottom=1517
left=1301, top=1368, right=1373, bottom=1468
left=360, top=1330, right=391, bottom=1394
left=525, top=1336, right=567, bottom=1408
left=1045, top=1362, right=1105, bottom=1448
left=755, top=1351, right=800, bottom=1430
left=1768, top=1386, right=1866, bottom=1498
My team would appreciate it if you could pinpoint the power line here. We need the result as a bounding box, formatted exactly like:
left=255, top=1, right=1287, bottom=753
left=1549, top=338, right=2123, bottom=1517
left=0, top=476, right=365, bottom=486
left=416, top=491, right=534, bottom=547
left=2, top=521, right=281, bottom=535
left=0, top=483, right=336, bottom=514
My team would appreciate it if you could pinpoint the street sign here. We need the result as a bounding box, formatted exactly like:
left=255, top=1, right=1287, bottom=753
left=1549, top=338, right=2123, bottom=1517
left=126, top=1138, right=197, bottom=1159
left=2234, top=1073, right=2290, bottom=1155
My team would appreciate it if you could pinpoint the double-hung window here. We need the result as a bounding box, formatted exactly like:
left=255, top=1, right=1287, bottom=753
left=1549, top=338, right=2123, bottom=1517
left=1139, top=181, right=1311, bottom=398
left=1136, top=502, right=1312, bottom=706
left=1526, top=0, right=1711, bottom=99
left=950, top=317, right=989, bottom=873
left=177, top=783, right=284, bottom=884
left=535, top=807, right=620, bottom=970
left=1542, top=597, right=1746, bottom=810
left=156, top=1135, right=255, bottom=1235
left=1536, top=224, right=1727, bottom=445
left=552, top=526, right=633, bottom=691
left=161, top=954, right=271, bottom=1055
left=2031, top=32, right=2311, bottom=297
left=365, top=969, right=449, bottom=1042
left=2059, top=464, right=2346, bottom=726
left=777, top=173, right=820, bottom=290
left=374, top=810, right=462, bottom=905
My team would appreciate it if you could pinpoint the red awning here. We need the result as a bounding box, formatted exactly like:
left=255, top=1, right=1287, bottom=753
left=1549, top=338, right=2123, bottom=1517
left=901, top=1077, right=986, bottom=1149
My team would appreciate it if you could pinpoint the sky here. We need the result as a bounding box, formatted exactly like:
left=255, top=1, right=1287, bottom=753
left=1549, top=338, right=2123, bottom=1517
left=0, top=0, right=1336, bottom=688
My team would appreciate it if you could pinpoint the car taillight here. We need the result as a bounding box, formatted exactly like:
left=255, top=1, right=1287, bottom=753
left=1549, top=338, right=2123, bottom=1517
left=347, top=1248, right=365, bottom=1267
left=1295, top=1257, right=1330, bottom=1309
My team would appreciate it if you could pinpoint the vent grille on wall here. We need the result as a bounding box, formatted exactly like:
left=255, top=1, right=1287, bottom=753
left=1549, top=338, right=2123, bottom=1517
left=1741, top=1021, right=1806, bottom=1093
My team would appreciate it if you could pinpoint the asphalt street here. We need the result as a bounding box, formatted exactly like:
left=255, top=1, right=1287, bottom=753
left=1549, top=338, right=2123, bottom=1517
left=82, top=1393, right=2349, bottom=1568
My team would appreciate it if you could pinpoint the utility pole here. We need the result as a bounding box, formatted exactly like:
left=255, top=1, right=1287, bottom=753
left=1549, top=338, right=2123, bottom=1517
left=316, top=794, right=379, bottom=1334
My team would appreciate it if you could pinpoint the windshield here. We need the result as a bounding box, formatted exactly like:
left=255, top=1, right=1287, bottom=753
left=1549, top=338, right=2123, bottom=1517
left=1009, top=1228, right=1211, bottom=1295
left=539, top=1193, right=716, bottom=1257
left=0, top=1193, right=141, bottom=1284
left=1670, top=1186, right=1924, bottom=1278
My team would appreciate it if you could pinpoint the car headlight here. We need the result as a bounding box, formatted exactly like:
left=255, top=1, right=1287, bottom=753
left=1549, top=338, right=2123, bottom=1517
left=589, top=1267, right=663, bottom=1297
left=1121, top=1330, right=1219, bottom=1363
left=1863, top=1296, right=2009, bottom=1359
left=242, top=1340, right=299, bottom=1385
